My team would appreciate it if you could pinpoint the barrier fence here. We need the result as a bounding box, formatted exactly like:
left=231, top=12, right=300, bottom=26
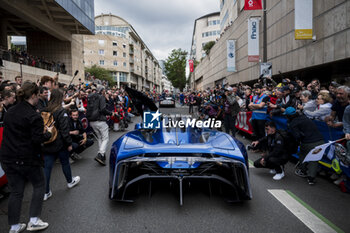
left=235, top=111, right=349, bottom=177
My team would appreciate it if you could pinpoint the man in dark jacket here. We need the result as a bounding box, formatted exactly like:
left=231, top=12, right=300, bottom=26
left=69, top=109, right=94, bottom=158
left=0, top=82, right=51, bottom=232
left=86, top=85, right=113, bottom=165
left=285, top=107, right=324, bottom=185
left=252, top=121, right=288, bottom=180
left=36, top=86, right=49, bottom=112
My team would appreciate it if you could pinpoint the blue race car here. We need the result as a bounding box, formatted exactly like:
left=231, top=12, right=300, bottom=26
left=109, top=87, right=252, bottom=205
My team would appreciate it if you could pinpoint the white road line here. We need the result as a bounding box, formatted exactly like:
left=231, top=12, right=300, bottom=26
left=268, top=189, right=337, bottom=233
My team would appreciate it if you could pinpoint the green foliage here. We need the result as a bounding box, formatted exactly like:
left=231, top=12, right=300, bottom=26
left=85, top=65, right=114, bottom=84
left=164, top=49, right=188, bottom=91
left=203, top=41, right=216, bottom=55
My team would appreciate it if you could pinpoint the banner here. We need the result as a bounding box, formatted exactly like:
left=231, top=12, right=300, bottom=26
left=244, top=0, right=262, bottom=10
left=295, top=0, right=313, bottom=40
left=235, top=111, right=253, bottom=134
left=248, top=18, right=260, bottom=62
left=189, top=59, right=194, bottom=73
left=227, top=40, right=236, bottom=72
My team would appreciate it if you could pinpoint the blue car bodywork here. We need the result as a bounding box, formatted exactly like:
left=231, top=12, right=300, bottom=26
left=109, top=121, right=252, bottom=205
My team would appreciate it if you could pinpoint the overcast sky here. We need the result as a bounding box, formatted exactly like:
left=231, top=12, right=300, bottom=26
left=95, top=0, right=219, bottom=61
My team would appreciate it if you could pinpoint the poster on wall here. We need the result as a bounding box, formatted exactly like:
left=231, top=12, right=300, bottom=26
left=227, top=40, right=236, bottom=72
left=295, top=0, right=313, bottom=40
left=248, top=17, right=260, bottom=62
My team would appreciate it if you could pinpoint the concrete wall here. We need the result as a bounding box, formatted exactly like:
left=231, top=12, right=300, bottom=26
left=194, top=0, right=350, bottom=90
left=26, top=31, right=84, bottom=81
left=0, top=60, right=74, bottom=84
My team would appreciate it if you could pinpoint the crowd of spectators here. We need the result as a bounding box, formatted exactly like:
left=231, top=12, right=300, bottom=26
left=176, top=76, right=350, bottom=185
left=1, top=49, right=67, bottom=74
left=0, top=71, right=143, bottom=232
left=0, top=68, right=349, bottom=232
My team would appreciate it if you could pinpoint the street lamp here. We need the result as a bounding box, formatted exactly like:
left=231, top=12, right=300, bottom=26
left=19, top=57, right=24, bottom=78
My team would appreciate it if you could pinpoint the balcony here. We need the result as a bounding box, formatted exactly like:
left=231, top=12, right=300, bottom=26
left=129, top=50, right=134, bottom=55
left=129, top=58, right=134, bottom=63
left=130, top=68, right=135, bottom=73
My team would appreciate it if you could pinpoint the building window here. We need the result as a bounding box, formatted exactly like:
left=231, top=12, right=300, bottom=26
left=98, top=40, right=105, bottom=46
left=123, top=62, right=127, bottom=67
left=113, top=61, right=118, bottom=66
left=113, top=51, right=117, bottom=56
left=99, top=49, right=104, bottom=55
left=120, top=72, right=127, bottom=82
left=100, top=60, right=104, bottom=65
left=123, top=52, right=126, bottom=57
left=113, top=41, right=117, bottom=46
left=123, top=44, right=126, bottom=48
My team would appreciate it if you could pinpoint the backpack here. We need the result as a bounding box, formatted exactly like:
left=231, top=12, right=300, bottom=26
left=86, top=94, right=100, bottom=121
left=278, top=129, right=298, bottom=155
left=41, top=112, right=58, bottom=144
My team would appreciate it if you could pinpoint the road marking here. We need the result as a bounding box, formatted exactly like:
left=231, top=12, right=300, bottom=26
left=268, top=189, right=344, bottom=233
left=248, top=159, right=254, bottom=168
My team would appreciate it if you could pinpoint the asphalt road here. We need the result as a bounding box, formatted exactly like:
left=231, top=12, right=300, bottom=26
left=0, top=104, right=349, bottom=233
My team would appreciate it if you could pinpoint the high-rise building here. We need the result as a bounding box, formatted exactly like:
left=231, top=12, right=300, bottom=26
left=83, top=14, right=162, bottom=91
left=0, top=0, right=95, bottom=82
left=190, top=12, right=220, bottom=62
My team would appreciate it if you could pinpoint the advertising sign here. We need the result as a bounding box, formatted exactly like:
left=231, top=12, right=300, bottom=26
left=295, top=0, right=313, bottom=40
left=189, top=59, right=194, bottom=73
left=248, top=17, right=260, bottom=62
left=227, top=40, right=236, bottom=72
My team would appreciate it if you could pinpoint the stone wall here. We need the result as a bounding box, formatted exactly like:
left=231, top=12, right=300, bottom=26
left=0, top=60, right=75, bottom=84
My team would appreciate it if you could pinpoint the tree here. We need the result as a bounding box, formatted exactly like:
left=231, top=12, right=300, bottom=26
left=203, top=41, right=215, bottom=55
left=164, top=49, right=188, bottom=91
left=85, top=65, right=114, bottom=84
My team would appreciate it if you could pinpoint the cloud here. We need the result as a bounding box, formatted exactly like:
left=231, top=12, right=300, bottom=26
left=94, top=0, right=219, bottom=60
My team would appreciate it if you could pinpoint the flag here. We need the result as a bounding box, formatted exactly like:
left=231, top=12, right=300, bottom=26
left=244, top=0, right=262, bottom=10
left=189, top=60, right=194, bottom=73
left=303, top=141, right=335, bottom=163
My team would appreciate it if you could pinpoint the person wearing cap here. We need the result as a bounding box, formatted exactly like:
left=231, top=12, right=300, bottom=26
left=248, top=84, right=270, bottom=143
left=284, top=107, right=324, bottom=185
left=86, top=85, right=114, bottom=165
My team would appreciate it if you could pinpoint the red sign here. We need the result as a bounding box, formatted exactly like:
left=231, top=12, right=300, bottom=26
left=244, top=0, right=262, bottom=10
left=189, top=59, right=194, bottom=73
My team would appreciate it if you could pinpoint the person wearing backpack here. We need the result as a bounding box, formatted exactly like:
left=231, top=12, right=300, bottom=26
left=86, top=85, right=114, bottom=166
left=0, top=82, right=51, bottom=232
left=42, top=89, right=80, bottom=201
left=251, top=121, right=289, bottom=180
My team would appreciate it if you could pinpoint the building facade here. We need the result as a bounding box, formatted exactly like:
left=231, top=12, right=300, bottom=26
left=0, top=0, right=94, bottom=83
left=83, top=14, right=162, bottom=91
left=192, top=0, right=350, bottom=90
left=190, top=12, right=221, bottom=62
